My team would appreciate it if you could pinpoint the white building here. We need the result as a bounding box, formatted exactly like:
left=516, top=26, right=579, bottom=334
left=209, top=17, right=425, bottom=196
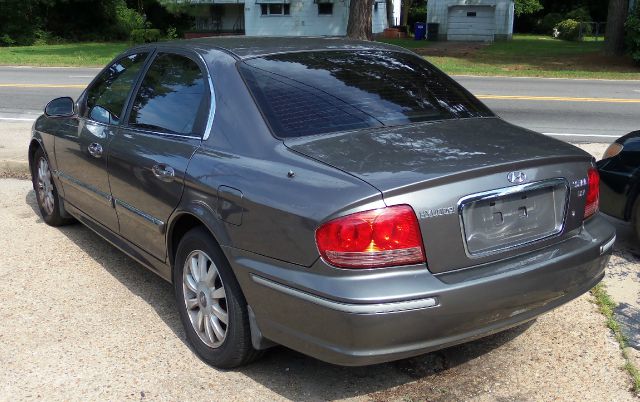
left=427, top=0, right=514, bottom=41
left=184, top=0, right=389, bottom=37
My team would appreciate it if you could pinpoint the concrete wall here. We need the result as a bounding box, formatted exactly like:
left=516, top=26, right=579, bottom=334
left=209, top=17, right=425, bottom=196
left=427, top=0, right=514, bottom=41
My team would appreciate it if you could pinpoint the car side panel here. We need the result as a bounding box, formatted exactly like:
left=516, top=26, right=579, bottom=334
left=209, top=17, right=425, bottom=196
left=182, top=144, right=384, bottom=267
left=598, top=130, right=640, bottom=220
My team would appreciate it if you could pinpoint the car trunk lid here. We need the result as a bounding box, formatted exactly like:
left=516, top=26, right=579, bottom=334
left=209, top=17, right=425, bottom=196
left=285, top=118, right=594, bottom=273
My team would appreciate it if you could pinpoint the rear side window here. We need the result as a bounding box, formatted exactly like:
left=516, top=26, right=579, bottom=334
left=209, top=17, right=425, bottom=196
left=239, top=50, right=492, bottom=138
left=128, top=53, right=206, bottom=136
left=85, top=52, right=148, bottom=125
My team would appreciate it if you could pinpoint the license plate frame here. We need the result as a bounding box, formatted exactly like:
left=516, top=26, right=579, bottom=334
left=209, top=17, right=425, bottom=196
left=458, top=178, right=569, bottom=258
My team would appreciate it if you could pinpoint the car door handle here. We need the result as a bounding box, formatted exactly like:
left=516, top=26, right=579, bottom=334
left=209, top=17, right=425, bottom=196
left=152, top=164, right=175, bottom=182
left=87, top=143, right=103, bottom=158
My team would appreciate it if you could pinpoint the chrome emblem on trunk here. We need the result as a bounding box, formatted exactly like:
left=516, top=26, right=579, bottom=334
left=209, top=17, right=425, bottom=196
left=507, top=171, right=527, bottom=184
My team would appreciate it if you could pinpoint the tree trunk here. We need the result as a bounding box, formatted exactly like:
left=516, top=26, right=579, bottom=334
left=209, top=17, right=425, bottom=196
left=401, top=0, right=413, bottom=26
left=605, top=0, right=629, bottom=55
left=346, top=0, right=375, bottom=40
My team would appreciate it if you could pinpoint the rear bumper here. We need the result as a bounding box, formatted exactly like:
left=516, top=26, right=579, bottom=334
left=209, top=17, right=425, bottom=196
left=227, top=215, right=615, bottom=366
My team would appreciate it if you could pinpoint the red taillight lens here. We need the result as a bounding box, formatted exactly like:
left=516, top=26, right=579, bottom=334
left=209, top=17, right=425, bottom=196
left=315, top=205, right=426, bottom=269
left=584, top=167, right=600, bottom=219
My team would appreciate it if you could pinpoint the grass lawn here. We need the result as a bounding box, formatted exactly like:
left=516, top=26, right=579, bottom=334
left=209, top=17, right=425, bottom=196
left=379, top=34, right=640, bottom=80
left=0, top=42, right=129, bottom=67
left=0, top=36, right=638, bottom=79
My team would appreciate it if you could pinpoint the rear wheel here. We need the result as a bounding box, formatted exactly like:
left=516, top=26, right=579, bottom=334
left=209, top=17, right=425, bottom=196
left=31, top=148, right=74, bottom=226
left=174, top=227, right=261, bottom=368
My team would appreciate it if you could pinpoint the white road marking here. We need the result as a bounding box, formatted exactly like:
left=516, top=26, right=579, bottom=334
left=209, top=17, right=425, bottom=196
left=453, top=74, right=640, bottom=83
left=0, top=117, right=36, bottom=121
left=542, top=132, right=620, bottom=139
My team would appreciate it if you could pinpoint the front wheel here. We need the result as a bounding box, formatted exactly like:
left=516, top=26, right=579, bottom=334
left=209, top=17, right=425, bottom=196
left=31, top=148, right=74, bottom=226
left=174, top=227, right=261, bottom=368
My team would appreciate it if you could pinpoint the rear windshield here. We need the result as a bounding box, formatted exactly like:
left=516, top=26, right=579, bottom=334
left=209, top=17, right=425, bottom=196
left=239, top=50, right=492, bottom=138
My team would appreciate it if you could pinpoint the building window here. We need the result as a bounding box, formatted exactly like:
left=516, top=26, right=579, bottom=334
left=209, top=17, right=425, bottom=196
left=318, top=3, right=333, bottom=15
left=260, top=3, right=290, bottom=15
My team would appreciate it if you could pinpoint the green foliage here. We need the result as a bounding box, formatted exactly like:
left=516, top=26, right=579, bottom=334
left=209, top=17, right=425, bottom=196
left=114, top=0, right=146, bottom=40
left=166, top=27, right=178, bottom=40
left=32, top=29, right=65, bottom=46
left=540, top=13, right=564, bottom=34
left=626, top=5, right=640, bottom=63
left=566, top=6, right=591, bottom=22
left=0, top=34, right=15, bottom=47
left=130, top=28, right=162, bottom=44
left=591, top=284, right=640, bottom=394
left=515, top=0, right=543, bottom=17
left=408, top=4, right=427, bottom=32
left=555, top=19, right=581, bottom=41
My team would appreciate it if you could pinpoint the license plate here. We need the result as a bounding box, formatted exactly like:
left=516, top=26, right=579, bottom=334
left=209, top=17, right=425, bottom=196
left=459, top=179, right=568, bottom=257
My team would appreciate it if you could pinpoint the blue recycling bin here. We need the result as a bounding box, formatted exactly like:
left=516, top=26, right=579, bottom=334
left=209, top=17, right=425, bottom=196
left=414, top=22, right=426, bottom=40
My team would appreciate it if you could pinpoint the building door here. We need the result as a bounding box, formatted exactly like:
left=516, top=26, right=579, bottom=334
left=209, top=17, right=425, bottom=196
left=447, top=6, right=496, bottom=41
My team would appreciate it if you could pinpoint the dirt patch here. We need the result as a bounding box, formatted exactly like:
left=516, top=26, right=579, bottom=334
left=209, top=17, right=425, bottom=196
left=413, top=42, right=490, bottom=57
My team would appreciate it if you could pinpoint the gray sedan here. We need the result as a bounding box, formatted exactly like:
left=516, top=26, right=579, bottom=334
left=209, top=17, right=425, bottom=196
left=29, top=37, right=615, bottom=368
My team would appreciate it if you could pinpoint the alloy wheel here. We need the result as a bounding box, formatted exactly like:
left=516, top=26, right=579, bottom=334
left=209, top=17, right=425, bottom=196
left=37, top=157, right=55, bottom=216
left=183, top=250, right=228, bottom=348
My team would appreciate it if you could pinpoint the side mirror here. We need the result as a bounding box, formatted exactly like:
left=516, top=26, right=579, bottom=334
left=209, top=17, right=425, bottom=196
left=44, top=97, right=76, bottom=118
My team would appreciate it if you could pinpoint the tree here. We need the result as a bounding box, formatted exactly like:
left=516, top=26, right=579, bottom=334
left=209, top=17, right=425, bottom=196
left=605, top=0, right=630, bottom=55
left=346, top=0, right=375, bottom=40
left=401, top=0, right=414, bottom=26
left=514, top=0, right=543, bottom=17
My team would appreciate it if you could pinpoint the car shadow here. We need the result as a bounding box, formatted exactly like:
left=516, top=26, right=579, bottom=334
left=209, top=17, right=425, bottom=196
left=26, top=189, right=535, bottom=400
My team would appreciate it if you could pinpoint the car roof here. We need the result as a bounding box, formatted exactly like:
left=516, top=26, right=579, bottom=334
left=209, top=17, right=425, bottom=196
left=158, top=36, right=409, bottom=60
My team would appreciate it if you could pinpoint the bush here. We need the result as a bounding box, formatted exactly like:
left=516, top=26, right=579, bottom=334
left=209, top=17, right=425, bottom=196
left=32, top=29, right=65, bottom=46
left=166, top=26, right=178, bottom=41
left=113, top=0, right=146, bottom=40
left=540, top=13, right=564, bottom=34
left=555, top=19, right=581, bottom=41
left=566, top=6, right=593, bottom=36
left=0, top=34, right=15, bottom=47
left=626, top=7, right=640, bottom=63
left=566, top=7, right=591, bottom=22
left=130, top=28, right=162, bottom=43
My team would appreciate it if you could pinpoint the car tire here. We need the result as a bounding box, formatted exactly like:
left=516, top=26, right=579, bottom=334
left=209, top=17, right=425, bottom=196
left=31, top=148, right=75, bottom=227
left=174, top=227, right=262, bottom=368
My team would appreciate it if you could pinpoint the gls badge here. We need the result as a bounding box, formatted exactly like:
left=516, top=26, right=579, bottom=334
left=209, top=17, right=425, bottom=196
left=507, top=171, right=527, bottom=184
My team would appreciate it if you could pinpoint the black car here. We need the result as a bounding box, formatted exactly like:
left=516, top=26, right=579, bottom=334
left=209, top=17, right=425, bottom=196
left=30, top=37, right=615, bottom=368
left=598, top=131, right=640, bottom=236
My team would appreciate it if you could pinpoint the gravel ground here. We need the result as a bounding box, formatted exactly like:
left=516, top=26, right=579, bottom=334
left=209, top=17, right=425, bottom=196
left=0, top=171, right=637, bottom=401
left=0, top=122, right=31, bottom=178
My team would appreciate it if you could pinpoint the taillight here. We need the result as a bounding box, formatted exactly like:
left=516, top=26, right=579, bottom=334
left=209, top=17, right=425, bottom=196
left=584, top=167, right=599, bottom=219
left=315, top=205, right=426, bottom=269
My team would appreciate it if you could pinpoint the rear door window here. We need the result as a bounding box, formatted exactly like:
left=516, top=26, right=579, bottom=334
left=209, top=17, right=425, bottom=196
left=85, top=53, right=149, bottom=125
left=128, top=53, right=207, bottom=136
left=239, top=50, right=492, bottom=138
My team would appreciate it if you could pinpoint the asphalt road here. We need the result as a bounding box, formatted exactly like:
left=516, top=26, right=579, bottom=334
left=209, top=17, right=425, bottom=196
left=0, top=65, right=639, bottom=143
